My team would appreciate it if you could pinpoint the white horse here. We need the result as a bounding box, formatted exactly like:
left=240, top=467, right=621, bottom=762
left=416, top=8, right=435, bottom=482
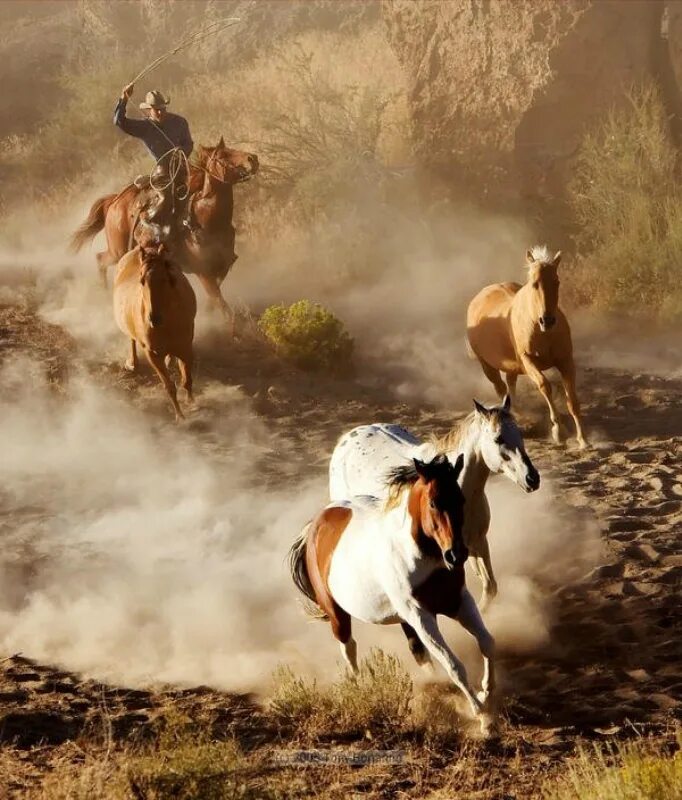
left=328, top=397, right=540, bottom=609
left=290, top=454, right=496, bottom=735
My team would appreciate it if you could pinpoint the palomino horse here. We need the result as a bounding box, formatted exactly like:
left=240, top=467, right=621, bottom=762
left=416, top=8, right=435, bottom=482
left=113, top=242, right=197, bottom=421
left=467, top=245, right=587, bottom=448
left=71, top=138, right=258, bottom=319
left=290, top=454, right=496, bottom=735
left=328, top=397, right=540, bottom=609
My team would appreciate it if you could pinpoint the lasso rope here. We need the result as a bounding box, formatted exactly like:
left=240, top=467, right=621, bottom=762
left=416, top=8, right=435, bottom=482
left=129, top=16, right=241, bottom=85
left=149, top=147, right=191, bottom=199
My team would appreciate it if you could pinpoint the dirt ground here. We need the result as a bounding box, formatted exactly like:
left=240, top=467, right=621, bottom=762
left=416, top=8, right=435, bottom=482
left=0, top=301, right=680, bottom=799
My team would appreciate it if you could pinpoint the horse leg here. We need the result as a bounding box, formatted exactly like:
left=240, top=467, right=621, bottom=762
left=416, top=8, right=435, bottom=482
left=557, top=358, right=587, bottom=449
left=471, top=538, right=497, bottom=611
left=177, top=354, right=195, bottom=405
left=400, top=621, right=433, bottom=671
left=520, top=354, right=562, bottom=444
left=404, top=606, right=490, bottom=732
left=125, top=339, right=138, bottom=372
left=197, top=274, right=236, bottom=335
left=505, top=372, right=518, bottom=404
left=476, top=356, right=507, bottom=400
left=96, top=251, right=115, bottom=289
left=329, top=604, right=357, bottom=672
left=145, top=349, right=184, bottom=421
left=454, top=589, right=496, bottom=709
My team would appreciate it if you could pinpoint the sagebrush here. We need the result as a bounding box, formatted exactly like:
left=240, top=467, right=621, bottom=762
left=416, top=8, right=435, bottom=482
left=259, top=299, right=354, bottom=373
left=567, top=82, right=682, bottom=320
left=543, top=737, right=681, bottom=800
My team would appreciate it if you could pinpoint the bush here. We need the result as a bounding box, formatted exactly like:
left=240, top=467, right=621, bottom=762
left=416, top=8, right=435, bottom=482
left=543, top=739, right=681, bottom=800
left=259, top=299, right=354, bottom=374
left=269, top=650, right=413, bottom=738
left=567, top=82, right=682, bottom=319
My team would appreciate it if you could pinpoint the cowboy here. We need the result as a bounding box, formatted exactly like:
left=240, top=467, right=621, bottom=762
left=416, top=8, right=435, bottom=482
left=113, top=84, right=197, bottom=236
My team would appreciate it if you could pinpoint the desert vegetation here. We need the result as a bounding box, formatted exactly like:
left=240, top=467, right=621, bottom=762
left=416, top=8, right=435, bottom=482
left=567, top=82, right=682, bottom=321
left=1, top=2, right=681, bottom=799
left=259, top=300, right=354, bottom=373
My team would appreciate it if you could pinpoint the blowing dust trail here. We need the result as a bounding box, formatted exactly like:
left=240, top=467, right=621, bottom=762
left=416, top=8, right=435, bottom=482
left=0, top=348, right=602, bottom=691
left=0, top=160, right=606, bottom=693
left=0, top=355, right=330, bottom=690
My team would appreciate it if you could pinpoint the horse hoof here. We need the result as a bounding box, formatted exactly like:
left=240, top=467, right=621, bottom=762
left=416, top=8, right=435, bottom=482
left=477, top=712, right=497, bottom=738
left=476, top=689, right=490, bottom=707
left=577, top=437, right=588, bottom=450
left=551, top=426, right=562, bottom=444
left=124, top=361, right=137, bottom=373
left=419, top=659, right=436, bottom=676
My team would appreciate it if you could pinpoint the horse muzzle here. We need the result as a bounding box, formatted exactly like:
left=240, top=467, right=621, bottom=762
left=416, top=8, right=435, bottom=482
left=524, top=467, right=540, bottom=493
left=443, top=544, right=468, bottom=570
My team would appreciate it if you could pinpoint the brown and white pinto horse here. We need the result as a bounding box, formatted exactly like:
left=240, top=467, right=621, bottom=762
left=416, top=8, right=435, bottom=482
left=466, top=245, right=587, bottom=448
left=289, top=454, right=496, bottom=734
left=71, top=138, right=258, bottom=319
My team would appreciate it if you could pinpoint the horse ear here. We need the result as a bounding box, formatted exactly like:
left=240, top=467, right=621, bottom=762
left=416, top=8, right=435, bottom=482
left=552, top=250, right=562, bottom=268
left=526, top=249, right=535, bottom=265
left=473, top=398, right=491, bottom=417
left=413, top=458, right=428, bottom=480
left=451, top=453, right=464, bottom=480
left=218, top=135, right=225, bottom=149
left=502, top=393, right=512, bottom=412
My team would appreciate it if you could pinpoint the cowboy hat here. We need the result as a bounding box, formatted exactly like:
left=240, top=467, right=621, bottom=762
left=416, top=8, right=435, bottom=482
left=139, top=90, right=170, bottom=110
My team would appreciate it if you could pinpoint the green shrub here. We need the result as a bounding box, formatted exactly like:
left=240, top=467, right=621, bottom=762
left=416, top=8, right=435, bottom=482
left=543, top=739, right=681, bottom=800
left=567, top=82, right=682, bottom=319
left=259, top=299, right=354, bottom=374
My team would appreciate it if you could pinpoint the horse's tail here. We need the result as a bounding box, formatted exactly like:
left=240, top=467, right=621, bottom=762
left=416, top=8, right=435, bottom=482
left=69, top=192, right=119, bottom=253
left=287, top=522, right=328, bottom=621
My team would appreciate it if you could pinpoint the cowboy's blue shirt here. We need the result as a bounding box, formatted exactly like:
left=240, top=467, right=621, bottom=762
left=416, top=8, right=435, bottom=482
left=113, top=97, right=193, bottom=160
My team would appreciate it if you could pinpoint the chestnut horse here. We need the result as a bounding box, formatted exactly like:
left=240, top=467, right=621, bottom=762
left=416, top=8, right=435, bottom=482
left=113, top=243, right=197, bottom=421
left=71, top=138, right=258, bottom=317
left=466, top=246, right=586, bottom=448
left=289, top=454, right=496, bottom=736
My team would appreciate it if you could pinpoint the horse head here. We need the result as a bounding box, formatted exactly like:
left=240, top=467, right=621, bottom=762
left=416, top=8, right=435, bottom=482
left=473, top=396, right=540, bottom=493
left=139, top=244, right=176, bottom=328
left=198, top=136, right=259, bottom=185
left=410, top=454, right=467, bottom=570
left=525, top=246, right=562, bottom=331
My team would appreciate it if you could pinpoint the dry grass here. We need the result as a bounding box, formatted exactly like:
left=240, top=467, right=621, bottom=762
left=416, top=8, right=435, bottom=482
left=269, top=649, right=413, bottom=740
left=27, top=708, right=261, bottom=800
left=542, top=736, right=682, bottom=800
left=566, top=82, right=682, bottom=320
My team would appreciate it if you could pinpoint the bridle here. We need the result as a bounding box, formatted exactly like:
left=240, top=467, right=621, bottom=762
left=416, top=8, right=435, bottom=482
left=201, top=148, right=253, bottom=184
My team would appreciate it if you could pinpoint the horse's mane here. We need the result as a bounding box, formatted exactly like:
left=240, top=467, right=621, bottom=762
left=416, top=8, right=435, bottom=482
left=384, top=453, right=452, bottom=509
left=385, top=462, right=419, bottom=509
left=434, top=412, right=476, bottom=453
left=528, top=244, right=552, bottom=264
left=434, top=407, right=512, bottom=453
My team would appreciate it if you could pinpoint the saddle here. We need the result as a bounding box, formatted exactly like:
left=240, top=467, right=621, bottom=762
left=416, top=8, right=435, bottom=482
left=128, top=174, right=198, bottom=248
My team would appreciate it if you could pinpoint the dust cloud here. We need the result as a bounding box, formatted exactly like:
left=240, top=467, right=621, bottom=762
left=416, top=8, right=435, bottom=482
left=0, top=355, right=328, bottom=690
left=0, top=348, right=602, bottom=691
left=0, top=2, right=604, bottom=694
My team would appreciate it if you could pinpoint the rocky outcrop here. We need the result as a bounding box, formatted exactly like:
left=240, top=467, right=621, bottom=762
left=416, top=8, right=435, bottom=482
left=382, top=0, right=664, bottom=205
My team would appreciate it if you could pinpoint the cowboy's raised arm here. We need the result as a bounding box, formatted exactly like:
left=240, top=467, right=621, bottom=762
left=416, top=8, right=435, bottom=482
left=113, top=84, right=146, bottom=138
